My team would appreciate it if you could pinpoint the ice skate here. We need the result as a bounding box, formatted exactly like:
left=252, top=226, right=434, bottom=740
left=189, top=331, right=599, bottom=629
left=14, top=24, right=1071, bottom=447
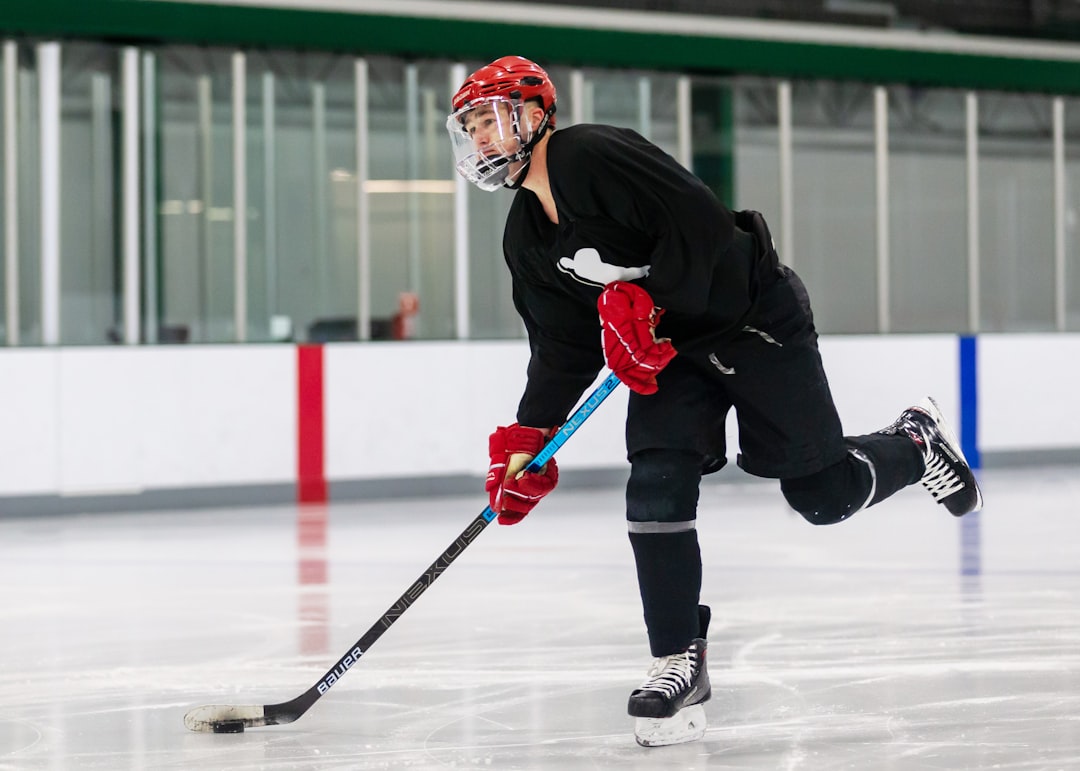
left=879, top=396, right=983, bottom=516
left=628, top=604, right=711, bottom=747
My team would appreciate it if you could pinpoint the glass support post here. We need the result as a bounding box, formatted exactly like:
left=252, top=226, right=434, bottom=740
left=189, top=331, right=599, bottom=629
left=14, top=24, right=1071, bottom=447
left=122, top=47, right=141, bottom=344
left=233, top=51, right=247, bottom=342
left=676, top=75, right=691, bottom=171
left=355, top=58, right=370, bottom=341
left=451, top=63, right=468, bottom=340
left=4, top=41, right=18, bottom=346
left=262, top=70, right=276, bottom=336
left=1053, top=96, right=1066, bottom=332
left=777, top=80, right=794, bottom=266
left=38, top=41, right=60, bottom=346
left=141, top=51, right=158, bottom=344
left=966, top=92, right=980, bottom=333
left=637, top=76, right=650, bottom=139
left=875, top=85, right=890, bottom=333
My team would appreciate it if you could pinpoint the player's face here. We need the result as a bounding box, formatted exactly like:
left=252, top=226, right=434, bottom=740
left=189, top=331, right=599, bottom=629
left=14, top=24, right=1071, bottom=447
left=447, top=96, right=533, bottom=191
left=461, top=102, right=520, bottom=155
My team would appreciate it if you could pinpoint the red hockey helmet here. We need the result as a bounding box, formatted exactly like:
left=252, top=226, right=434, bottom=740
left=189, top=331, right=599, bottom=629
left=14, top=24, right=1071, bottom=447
left=451, top=56, right=557, bottom=125
left=447, top=56, right=557, bottom=191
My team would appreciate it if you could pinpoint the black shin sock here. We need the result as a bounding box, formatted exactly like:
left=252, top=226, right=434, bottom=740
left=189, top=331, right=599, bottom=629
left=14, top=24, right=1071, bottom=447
left=628, top=530, right=702, bottom=657
left=846, top=431, right=925, bottom=507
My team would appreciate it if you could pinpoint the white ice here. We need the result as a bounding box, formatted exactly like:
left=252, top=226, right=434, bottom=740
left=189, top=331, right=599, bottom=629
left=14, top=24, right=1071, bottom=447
left=1, top=465, right=1079, bottom=770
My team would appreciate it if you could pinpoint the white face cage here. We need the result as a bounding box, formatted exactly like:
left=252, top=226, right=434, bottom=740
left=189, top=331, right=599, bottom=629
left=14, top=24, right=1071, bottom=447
left=446, top=96, right=533, bottom=192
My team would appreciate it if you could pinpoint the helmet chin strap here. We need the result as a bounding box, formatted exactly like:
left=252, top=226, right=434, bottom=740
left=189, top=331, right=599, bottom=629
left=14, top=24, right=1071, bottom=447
left=502, top=105, right=555, bottom=190
left=502, top=159, right=531, bottom=190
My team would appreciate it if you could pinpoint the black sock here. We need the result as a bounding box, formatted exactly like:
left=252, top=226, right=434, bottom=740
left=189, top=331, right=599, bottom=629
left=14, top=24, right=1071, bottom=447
left=628, top=530, right=702, bottom=657
left=846, top=432, right=925, bottom=507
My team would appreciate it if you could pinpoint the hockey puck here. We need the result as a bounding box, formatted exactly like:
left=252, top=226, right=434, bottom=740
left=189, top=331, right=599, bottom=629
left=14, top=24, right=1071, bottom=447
left=212, top=720, right=246, bottom=733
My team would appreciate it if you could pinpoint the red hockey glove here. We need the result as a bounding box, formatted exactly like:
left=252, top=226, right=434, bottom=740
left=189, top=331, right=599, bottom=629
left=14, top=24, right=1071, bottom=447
left=486, top=423, right=559, bottom=525
left=597, top=281, right=677, bottom=395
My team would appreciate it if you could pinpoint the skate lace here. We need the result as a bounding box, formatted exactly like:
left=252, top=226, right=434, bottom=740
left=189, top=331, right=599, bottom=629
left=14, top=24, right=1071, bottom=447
left=921, top=451, right=965, bottom=501
left=638, top=651, right=694, bottom=699
left=879, top=405, right=972, bottom=506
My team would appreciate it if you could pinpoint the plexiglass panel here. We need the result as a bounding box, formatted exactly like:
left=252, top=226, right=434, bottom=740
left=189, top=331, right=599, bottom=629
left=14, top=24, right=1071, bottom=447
left=367, top=57, right=454, bottom=340
left=58, top=43, right=122, bottom=345
left=579, top=68, right=681, bottom=159
left=790, top=81, right=878, bottom=333
left=461, top=61, right=576, bottom=342
left=13, top=45, right=40, bottom=346
left=155, top=46, right=235, bottom=344
left=244, top=50, right=357, bottom=344
left=888, top=86, right=969, bottom=333
left=978, top=92, right=1055, bottom=332
left=731, top=77, right=781, bottom=224
left=6, top=40, right=1080, bottom=346
left=1066, top=97, right=1080, bottom=331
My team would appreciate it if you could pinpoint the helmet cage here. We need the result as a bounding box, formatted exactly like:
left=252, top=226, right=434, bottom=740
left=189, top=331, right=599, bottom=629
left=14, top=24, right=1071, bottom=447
left=447, top=95, right=538, bottom=192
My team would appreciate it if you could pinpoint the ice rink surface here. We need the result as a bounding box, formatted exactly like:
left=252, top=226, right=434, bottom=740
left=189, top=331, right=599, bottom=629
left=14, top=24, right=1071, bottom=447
left=1, top=465, right=1079, bottom=770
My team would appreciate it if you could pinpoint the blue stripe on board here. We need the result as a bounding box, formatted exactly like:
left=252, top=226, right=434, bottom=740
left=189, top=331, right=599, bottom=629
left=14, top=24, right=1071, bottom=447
left=959, top=335, right=980, bottom=470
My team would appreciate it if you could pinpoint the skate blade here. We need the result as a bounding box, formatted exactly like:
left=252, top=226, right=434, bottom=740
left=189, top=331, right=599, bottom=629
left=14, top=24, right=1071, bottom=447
left=634, top=703, right=707, bottom=747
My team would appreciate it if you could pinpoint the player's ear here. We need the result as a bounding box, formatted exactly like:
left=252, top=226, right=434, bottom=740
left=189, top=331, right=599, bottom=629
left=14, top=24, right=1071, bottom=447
left=523, top=102, right=545, bottom=133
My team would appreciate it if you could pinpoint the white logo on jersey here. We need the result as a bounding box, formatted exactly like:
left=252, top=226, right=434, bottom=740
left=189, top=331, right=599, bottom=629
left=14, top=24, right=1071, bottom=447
left=557, top=248, right=650, bottom=287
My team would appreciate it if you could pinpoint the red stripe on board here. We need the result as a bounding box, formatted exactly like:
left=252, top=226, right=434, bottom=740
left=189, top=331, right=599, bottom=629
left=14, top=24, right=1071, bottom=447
left=297, top=344, right=327, bottom=503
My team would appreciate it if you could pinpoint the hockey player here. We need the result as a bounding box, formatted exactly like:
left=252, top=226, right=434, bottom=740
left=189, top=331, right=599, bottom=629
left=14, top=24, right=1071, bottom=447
left=447, top=56, right=983, bottom=747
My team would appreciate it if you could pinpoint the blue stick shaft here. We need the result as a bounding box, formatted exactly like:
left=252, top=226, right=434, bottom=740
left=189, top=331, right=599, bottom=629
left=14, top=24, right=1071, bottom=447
left=479, top=372, right=621, bottom=523
left=527, top=372, right=623, bottom=472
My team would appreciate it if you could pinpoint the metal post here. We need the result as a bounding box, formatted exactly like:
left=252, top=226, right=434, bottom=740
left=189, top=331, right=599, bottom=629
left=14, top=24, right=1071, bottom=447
left=142, top=51, right=158, bottom=344
left=4, top=41, right=19, bottom=346
left=312, top=80, right=327, bottom=332
left=637, top=76, right=650, bottom=140
left=777, top=80, right=794, bottom=266
left=198, top=74, right=212, bottom=341
left=38, top=42, right=60, bottom=346
left=355, top=58, right=370, bottom=341
left=570, top=69, right=585, bottom=126
left=233, top=51, right=247, bottom=342
left=676, top=75, right=691, bottom=171
left=966, top=92, right=980, bottom=333
left=405, top=64, right=420, bottom=298
left=263, top=70, right=277, bottom=336
left=122, top=47, right=141, bottom=344
left=1053, top=96, right=1066, bottom=333
left=874, top=86, right=890, bottom=333
left=451, top=63, right=468, bottom=340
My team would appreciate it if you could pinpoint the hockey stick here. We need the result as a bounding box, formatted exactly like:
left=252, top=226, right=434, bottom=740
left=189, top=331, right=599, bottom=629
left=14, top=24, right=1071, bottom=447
left=184, top=371, right=622, bottom=733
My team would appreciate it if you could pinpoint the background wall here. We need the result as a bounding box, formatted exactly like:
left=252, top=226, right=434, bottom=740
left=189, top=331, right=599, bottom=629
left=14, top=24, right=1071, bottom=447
left=1, top=334, right=1075, bottom=514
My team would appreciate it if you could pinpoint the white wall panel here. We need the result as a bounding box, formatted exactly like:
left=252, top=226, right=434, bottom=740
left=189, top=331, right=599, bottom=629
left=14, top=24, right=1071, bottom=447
left=819, top=335, right=959, bottom=434
left=979, top=334, right=1080, bottom=450
left=0, top=351, right=59, bottom=495
left=324, top=341, right=630, bottom=478
left=0, top=335, right=1075, bottom=501
left=55, top=346, right=294, bottom=494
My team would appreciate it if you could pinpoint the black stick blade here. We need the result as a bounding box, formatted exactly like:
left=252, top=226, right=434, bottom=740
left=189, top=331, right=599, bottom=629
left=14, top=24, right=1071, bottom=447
left=184, top=704, right=267, bottom=732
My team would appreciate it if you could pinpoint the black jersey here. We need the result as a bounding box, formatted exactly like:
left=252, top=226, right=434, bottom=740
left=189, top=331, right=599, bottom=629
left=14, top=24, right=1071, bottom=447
left=505, top=124, right=767, bottom=428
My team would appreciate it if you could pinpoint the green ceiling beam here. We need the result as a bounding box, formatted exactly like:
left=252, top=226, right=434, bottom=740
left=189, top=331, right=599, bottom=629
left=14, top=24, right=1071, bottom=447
left=4, top=0, right=1080, bottom=95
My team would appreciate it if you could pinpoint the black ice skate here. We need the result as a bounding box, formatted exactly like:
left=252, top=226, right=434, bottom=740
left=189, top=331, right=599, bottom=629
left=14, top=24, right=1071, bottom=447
left=629, top=606, right=711, bottom=747
left=879, top=396, right=984, bottom=516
